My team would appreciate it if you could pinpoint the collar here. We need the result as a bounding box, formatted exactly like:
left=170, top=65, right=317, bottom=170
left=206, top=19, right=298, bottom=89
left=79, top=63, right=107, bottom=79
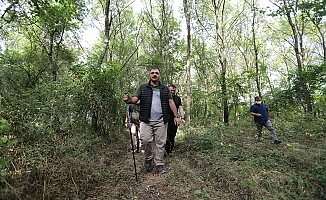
left=148, top=81, right=161, bottom=88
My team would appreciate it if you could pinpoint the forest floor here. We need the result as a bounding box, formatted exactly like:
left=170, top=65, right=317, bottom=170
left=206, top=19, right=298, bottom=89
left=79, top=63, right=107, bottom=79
left=1, top=121, right=325, bottom=200
left=84, top=124, right=326, bottom=200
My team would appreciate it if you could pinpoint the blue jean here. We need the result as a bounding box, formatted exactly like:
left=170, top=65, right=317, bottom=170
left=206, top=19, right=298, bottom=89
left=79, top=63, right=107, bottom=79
left=255, top=120, right=279, bottom=141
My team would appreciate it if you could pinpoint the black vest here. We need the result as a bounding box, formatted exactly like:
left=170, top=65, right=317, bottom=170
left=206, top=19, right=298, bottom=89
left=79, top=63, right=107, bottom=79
left=139, top=82, right=170, bottom=123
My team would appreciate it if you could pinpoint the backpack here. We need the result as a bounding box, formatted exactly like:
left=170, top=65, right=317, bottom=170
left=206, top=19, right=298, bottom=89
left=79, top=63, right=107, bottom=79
left=129, top=104, right=140, bottom=125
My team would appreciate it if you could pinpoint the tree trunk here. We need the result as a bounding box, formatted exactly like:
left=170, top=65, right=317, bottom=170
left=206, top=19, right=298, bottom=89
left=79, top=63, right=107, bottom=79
left=252, top=0, right=261, bottom=97
left=213, top=0, right=228, bottom=124
left=94, top=0, right=113, bottom=131
left=316, top=26, right=326, bottom=64
left=98, top=0, right=112, bottom=68
left=221, top=57, right=228, bottom=124
left=183, top=0, right=191, bottom=123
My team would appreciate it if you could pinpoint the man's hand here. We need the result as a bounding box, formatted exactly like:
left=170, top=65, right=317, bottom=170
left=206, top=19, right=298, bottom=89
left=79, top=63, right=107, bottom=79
left=123, top=93, right=130, bottom=103
left=256, top=113, right=262, bottom=117
left=174, top=117, right=180, bottom=126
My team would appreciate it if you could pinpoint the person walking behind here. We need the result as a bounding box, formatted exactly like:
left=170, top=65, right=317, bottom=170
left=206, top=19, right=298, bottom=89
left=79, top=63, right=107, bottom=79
left=123, top=68, right=179, bottom=174
left=165, top=84, right=185, bottom=157
left=250, top=96, right=281, bottom=144
left=125, top=100, right=141, bottom=152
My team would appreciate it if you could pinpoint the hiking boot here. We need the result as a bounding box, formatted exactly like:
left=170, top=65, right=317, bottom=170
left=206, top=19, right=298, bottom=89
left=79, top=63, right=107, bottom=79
left=168, top=152, right=173, bottom=157
left=164, top=150, right=169, bottom=157
left=274, top=140, right=281, bottom=144
left=144, top=159, right=153, bottom=171
left=258, top=139, right=262, bottom=143
left=156, top=165, right=167, bottom=174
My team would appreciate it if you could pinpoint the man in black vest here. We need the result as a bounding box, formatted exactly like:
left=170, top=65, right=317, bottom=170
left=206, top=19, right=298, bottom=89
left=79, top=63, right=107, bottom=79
left=123, top=68, right=179, bottom=174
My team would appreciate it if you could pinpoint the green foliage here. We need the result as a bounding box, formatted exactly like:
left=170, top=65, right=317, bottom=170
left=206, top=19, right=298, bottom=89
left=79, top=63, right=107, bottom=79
left=263, top=64, right=326, bottom=114
left=289, top=64, right=326, bottom=99
left=194, top=188, right=211, bottom=199
left=0, top=119, right=15, bottom=156
left=1, top=81, right=75, bottom=140
left=193, top=131, right=218, bottom=152
left=181, top=126, right=224, bottom=153
left=27, top=0, right=87, bottom=30
left=303, top=64, right=326, bottom=91
left=0, top=119, right=10, bottom=133
left=80, top=61, right=127, bottom=135
left=298, top=1, right=326, bottom=24
left=174, top=118, right=326, bottom=199
left=1, top=129, right=119, bottom=199
left=0, top=118, right=16, bottom=187
left=310, top=160, right=326, bottom=195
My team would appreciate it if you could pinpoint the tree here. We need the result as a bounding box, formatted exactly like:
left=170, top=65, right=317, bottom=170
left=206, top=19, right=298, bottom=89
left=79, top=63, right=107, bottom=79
left=298, top=0, right=326, bottom=64
left=210, top=0, right=229, bottom=124
left=183, top=0, right=192, bottom=123
left=139, top=0, right=182, bottom=83
left=251, top=0, right=262, bottom=97
left=271, top=0, right=313, bottom=113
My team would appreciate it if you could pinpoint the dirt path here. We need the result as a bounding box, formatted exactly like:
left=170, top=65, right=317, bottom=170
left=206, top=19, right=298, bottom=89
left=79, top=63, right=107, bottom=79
left=132, top=151, right=171, bottom=200
left=135, top=171, right=170, bottom=200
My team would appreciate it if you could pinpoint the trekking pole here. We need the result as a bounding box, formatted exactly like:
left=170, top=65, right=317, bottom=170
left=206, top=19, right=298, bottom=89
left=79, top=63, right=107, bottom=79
left=129, top=127, right=138, bottom=182
left=124, top=93, right=138, bottom=182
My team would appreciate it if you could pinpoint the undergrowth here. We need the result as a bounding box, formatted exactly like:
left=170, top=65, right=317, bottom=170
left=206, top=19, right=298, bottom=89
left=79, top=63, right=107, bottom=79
left=0, top=116, right=325, bottom=200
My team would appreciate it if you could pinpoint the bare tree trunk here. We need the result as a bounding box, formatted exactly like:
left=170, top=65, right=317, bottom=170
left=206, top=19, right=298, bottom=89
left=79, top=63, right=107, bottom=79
left=251, top=0, right=261, bottom=97
left=93, top=0, right=113, bottom=131
left=317, top=26, right=326, bottom=64
left=98, top=0, right=113, bottom=68
left=48, top=28, right=63, bottom=133
left=183, top=0, right=191, bottom=123
left=212, top=0, right=229, bottom=124
left=309, top=13, right=326, bottom=64
left=220, top=54, right=228, bottom=124
left=91, top=99, right=98, bottom=132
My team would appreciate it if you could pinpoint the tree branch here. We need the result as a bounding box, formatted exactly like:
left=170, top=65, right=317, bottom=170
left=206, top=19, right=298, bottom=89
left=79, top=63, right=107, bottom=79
left=1, top=0, right=19, bottom=19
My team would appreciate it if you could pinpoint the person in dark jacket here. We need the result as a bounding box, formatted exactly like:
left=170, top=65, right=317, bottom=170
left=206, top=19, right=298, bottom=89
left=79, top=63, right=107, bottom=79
left=125, top=101, right=141, bottom=152
left=123, top=68, right=179, bottom=174
left=250, top=96, right=281, bottom=144
left=165, top=84, right=185, bottom=157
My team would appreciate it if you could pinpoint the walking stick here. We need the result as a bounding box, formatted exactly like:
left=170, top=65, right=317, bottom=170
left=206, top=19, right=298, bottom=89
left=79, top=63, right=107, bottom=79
left=124, top=93, right=138, bottom=182
left=129, top=126, right=138, bottom=182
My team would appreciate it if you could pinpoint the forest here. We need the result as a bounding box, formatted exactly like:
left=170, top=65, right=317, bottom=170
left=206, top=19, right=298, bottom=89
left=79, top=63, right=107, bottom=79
left=0, top=0, right=325, bottom=199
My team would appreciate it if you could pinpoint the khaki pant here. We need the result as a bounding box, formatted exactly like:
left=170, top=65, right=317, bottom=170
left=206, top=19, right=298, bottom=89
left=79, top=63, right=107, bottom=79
left=140, top=121, right=167, bottom=166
